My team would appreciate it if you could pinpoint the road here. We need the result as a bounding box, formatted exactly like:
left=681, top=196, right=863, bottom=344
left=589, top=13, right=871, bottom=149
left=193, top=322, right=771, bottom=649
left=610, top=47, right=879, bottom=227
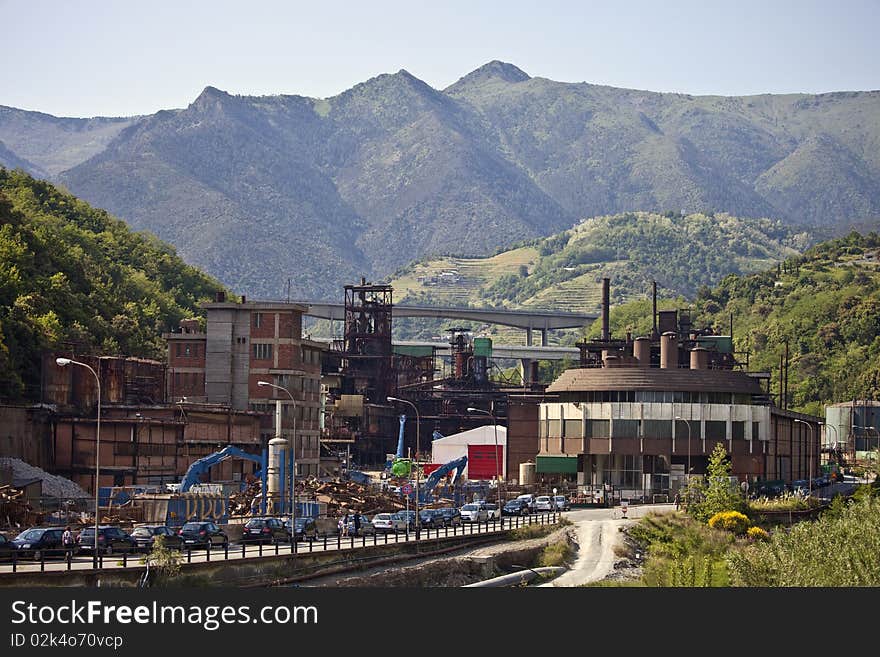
left=538, top=504, right=674, bottom=587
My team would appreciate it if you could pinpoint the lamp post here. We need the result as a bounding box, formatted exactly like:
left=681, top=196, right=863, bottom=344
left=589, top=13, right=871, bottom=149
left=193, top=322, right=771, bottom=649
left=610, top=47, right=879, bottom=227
left=387, top=396, right=420, bottom=535
left=56, top=357, right=100, bottom=565
left=467, top=407, right=503, bottom=512
left=794, top=419, right=814, bottom=496
left=675, top=416, right=692, bottom=489
left=258, top=380, right=296, bottom=540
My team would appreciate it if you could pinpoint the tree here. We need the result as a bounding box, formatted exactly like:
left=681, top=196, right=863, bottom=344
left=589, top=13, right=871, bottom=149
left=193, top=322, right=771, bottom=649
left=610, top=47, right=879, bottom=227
left=686, top=443, right=747, bottom=523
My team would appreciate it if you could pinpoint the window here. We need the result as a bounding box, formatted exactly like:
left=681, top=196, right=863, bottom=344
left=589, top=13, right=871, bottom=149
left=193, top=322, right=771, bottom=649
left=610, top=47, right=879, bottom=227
left=705, top=420, right=727, bottom=440
left=585, top=419, right=610, bottom=438
left=253, top=313, right=262, bottom=328
left=612, top=419, right=640, bottom=438
left=548, top=420, right=562, bottom=437
left=732, top=421, right=745, bottom=440
left=184, top=344, right=191, bottom=357
left=253, top=343, right=273, bottom=360
left=752, top=421, right=760, bottom=440
left=643, top=420, right=672, bottom=439
left=564, top=419, right=582, bottom=438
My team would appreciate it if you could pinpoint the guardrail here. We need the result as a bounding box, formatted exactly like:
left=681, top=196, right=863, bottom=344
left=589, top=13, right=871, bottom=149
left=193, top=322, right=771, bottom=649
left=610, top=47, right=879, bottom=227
left=1, top=512, right=559, bottom=574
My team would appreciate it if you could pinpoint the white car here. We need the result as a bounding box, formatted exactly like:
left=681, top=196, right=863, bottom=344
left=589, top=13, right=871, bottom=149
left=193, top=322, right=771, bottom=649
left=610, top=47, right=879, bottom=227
left=534, top=495, right=553, bottom=511
left=482, top=502, right=501, bottom=520
left=371, top=513, right=401, bottom=533
left=514, top=494, right=537, bottom=513
left=552, top=495, right=570, bottom=511
left=460, top=503, right=489, bottom=523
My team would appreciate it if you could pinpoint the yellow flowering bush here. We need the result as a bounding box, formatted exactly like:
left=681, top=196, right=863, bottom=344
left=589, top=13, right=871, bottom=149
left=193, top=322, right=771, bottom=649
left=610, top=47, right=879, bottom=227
left=746, top=526, right=769, bottom=541
left=707, top=510, right=750, bottom=534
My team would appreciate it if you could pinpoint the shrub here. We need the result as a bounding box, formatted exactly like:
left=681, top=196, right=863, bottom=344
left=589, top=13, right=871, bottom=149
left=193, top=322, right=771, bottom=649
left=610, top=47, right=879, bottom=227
left=746, top=526, right=769, bottom=541
left=708, top=511, right=750, bottom=534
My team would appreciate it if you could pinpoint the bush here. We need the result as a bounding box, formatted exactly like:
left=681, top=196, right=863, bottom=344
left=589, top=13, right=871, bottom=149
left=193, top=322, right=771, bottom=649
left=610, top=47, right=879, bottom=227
left=708, top=511, right=750, bottom=534
left=746, top=526, right=769, bottom=541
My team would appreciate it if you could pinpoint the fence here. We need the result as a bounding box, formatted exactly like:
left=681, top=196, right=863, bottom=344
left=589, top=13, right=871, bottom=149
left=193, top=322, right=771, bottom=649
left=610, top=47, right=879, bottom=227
left=0, top=512, right=559, bottom=575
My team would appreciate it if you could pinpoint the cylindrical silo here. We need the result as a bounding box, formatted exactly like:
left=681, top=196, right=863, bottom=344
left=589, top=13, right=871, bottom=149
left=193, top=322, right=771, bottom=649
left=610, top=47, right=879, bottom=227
left=520, top=462, right=536, bottom=486
left=690, top=346, right=709, bottom=370
left=660, top=332, right=678, bottom=369
left=634, top=337, right=651, bottom=367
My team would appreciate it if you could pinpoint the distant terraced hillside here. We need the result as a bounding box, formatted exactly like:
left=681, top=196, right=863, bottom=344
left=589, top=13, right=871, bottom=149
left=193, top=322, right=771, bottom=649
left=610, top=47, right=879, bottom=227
left=388, top=212, right=811, bottom=321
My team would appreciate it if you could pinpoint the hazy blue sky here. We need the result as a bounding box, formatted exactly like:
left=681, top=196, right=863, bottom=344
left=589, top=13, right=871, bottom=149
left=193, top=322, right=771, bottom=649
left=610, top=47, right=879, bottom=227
left=2, top=0, right=878, bottom=117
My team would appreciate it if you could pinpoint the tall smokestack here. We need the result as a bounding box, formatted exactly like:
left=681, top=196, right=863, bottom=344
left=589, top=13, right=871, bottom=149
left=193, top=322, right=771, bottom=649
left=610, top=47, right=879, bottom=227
left=652, top=280, right=658, bottom=339
left=601, top=278, right=610, bottom=341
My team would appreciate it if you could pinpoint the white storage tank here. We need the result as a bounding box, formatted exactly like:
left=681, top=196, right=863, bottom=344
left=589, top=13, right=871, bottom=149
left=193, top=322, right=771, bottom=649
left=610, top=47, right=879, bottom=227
left=519, top=462, right=536, bottom=485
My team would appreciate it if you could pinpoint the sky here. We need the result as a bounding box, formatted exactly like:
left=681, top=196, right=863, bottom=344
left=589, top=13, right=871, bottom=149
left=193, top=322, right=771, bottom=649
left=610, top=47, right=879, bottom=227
left=1, top=0, right=879, bottom=118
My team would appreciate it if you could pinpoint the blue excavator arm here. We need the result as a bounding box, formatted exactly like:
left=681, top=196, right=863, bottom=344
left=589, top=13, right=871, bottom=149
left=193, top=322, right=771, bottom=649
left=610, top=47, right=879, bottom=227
left=180, top=446, right=265, bottom=492
left=420, top=455, right=468, bottom=502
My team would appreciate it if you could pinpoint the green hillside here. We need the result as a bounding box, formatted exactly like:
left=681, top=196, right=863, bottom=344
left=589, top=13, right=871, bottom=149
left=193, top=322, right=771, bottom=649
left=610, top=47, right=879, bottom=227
left=0, top=168, right=228, bottom=400
left=390, top=211, right=807, bottom=307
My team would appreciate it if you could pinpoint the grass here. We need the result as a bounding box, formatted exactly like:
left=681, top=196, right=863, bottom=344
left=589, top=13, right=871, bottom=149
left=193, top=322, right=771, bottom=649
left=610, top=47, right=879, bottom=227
left=538, top=540, right=574, bottom=567
left=506, top=517, right=570, bottom=541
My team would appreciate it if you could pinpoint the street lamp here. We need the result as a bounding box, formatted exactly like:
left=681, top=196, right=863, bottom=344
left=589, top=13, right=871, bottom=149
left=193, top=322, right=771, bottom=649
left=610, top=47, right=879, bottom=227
left=794, top=419, right=814, bottom=496
left=56, top=357, right=101, bottom=564
left=675, top=417, right=692, bottom=489
left=467, top=407, right=503, bottom=513
left=258, top=380, right=296, bottom=540
left=387, top=396, right=420, bottom=535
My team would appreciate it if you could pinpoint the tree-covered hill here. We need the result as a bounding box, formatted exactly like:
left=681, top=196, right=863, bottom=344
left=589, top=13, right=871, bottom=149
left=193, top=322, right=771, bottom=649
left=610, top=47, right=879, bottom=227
left=390, top=211, right=809, bottom=311
left=0, top=168, right=228, bottom=400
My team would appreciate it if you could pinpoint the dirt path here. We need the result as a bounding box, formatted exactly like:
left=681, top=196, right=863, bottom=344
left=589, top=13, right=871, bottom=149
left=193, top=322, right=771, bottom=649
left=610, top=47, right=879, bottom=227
left=539, top=503, right=675, bottom=587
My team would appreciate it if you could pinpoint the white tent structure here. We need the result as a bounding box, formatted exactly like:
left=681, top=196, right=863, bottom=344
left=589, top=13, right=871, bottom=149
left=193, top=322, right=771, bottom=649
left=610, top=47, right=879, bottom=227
left=430, top=425, right=507, bottom=480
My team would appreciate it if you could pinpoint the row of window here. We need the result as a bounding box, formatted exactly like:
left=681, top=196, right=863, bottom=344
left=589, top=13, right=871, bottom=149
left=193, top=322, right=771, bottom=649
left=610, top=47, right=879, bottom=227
left=559, top=391, right=758, bottom=405
left=249, top=402, right=321, bottom=424
left=252, top=343, right=321, bottom=364
left=173, top=371, right=203, bottom=390
left=541, top=418, right=761, bottom=440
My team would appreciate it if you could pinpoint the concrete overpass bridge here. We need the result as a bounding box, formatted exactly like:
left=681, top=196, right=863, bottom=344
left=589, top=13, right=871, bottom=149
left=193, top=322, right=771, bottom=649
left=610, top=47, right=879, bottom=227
left=295, top=301, right=596, bottom=346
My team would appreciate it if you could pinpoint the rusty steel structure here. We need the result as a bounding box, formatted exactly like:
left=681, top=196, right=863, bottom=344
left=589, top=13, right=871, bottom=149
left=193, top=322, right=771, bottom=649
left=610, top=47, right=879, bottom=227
left=341, top=279, right=394, bottom=405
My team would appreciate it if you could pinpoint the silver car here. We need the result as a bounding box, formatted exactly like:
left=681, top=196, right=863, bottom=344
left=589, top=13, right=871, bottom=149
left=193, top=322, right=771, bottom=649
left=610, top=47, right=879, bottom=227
left=371, top=513, right=405, bottom=533
left=534, top=495, right=553, bottom=511
left=552, top=495, right=570, bottom=511
left=460, top=503, right=489, bottom=523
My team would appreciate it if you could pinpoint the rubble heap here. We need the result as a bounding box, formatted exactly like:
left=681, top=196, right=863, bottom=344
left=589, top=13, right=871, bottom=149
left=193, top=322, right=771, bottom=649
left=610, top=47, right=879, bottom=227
left=0, top=458, right=89, bottom=499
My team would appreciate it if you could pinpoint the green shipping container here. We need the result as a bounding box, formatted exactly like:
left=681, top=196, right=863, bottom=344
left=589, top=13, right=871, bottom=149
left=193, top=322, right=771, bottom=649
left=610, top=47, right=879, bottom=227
left=536, top=455, right=578, bottom=474
left=393, top=345, right=435, bottom=358
left=473, top=337, right=493, bottom=357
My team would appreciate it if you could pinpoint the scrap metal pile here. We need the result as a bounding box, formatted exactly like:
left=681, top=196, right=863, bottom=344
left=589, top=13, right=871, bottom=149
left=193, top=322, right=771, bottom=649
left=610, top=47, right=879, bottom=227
left=226, top=476, right=456, bottom=518
left=0, top=485, right=44, bottom=527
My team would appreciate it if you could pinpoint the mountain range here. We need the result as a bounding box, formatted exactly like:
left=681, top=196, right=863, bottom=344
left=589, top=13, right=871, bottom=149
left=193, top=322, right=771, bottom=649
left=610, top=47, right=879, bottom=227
left=2, top=61, right=879, bottom=300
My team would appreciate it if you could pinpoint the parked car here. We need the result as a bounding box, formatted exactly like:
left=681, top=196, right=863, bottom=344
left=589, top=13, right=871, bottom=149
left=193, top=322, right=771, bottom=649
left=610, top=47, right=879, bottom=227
left=370, top=513, right=400, bottom=533
left=418, top=509, right=446, bottom=529
left=241, top=517, right=289, bottom=544
left=482, top=502, right=501, bottom=520
left=10, top=527, right=66, bottom=560
left=534, top=495, right=553, bottom=511
left=514, top=494, right=537, bottom=513
left=460, top=503, right=489, bottom=523
left=284, top=517, right=317, bottom=542
left=0, top=533, right=15, bottom=561
left=130, top=524, right=181, bottom=552
left=502, top=499, right=529, bottom=516
left=791, top=480, right=810, bottom=496
left=435, top=507, right=462, bottom=527
left=552, top=495, right=571, bottom=511
left=391, top=510, right=416, bottom=532
left=177, top=522, right=228, bottom=549
left=76, top=526, right=136, bottom=556
left=344, top=513, right=375, bottom=536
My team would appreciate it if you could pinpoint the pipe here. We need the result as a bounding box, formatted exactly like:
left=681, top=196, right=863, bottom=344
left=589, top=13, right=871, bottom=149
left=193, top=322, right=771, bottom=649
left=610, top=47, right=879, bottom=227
left=463, top=566, right=567, bottom=587
left=652, top=280, right=658, bottom=338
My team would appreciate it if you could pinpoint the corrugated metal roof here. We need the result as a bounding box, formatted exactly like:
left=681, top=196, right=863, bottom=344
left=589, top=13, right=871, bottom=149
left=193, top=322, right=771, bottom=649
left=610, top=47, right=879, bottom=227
left=546, top=367, right=763, bottom=394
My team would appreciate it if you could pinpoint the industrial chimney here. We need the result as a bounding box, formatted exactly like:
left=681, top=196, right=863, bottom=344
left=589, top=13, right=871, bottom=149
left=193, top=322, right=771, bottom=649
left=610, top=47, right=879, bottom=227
left=660, top=332, right=678, bottom=369
left=601, top=278, right=610, bottom=341
left=634, top=337, right=651, bottom=367
left=690, top=346, right=709, bottom=370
